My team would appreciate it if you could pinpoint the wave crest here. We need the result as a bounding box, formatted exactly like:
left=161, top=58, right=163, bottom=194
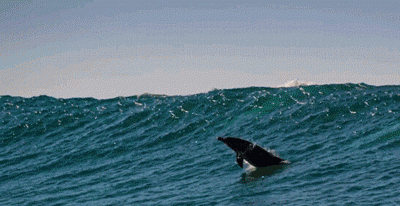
left=280, top=79, right=314, bottom=87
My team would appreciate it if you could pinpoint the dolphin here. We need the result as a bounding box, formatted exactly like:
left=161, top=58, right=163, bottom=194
left=217, top=137, right=289, bottom=168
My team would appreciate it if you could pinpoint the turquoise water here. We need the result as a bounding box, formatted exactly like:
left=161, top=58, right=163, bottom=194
left=1, top=83, right=400, bottom=205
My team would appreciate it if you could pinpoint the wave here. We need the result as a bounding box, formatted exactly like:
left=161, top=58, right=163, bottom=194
left=1, top=83, right=400, bottom=205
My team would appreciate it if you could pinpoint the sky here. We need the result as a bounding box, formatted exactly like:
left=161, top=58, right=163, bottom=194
left=1, top=1, right=400, bottom=99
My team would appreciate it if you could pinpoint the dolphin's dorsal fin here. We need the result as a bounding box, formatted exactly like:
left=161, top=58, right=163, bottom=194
left=236, top=153, right=243, bottom=168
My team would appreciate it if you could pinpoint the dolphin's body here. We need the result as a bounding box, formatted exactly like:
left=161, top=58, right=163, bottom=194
left=217, top=137, right=289, bottom=168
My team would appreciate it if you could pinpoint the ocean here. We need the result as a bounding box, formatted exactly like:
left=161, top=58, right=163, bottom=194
left=1, top=83, right=400, bottom=205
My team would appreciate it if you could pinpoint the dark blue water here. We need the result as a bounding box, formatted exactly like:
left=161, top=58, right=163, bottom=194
left=1, top=83, right=400, bottom=205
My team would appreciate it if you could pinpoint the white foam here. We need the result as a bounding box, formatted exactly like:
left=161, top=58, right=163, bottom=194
left=280, top=79, right=314, bottom=87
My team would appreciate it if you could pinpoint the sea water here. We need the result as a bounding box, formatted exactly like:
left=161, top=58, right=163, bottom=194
left=1, top=83, right=400, bottom=205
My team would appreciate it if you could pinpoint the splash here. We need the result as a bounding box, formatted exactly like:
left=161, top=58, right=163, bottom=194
left=280, top=79, right=314, bottom=87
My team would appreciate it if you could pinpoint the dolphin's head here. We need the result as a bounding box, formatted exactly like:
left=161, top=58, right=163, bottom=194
left=217, top=136, right=252, bottom=154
